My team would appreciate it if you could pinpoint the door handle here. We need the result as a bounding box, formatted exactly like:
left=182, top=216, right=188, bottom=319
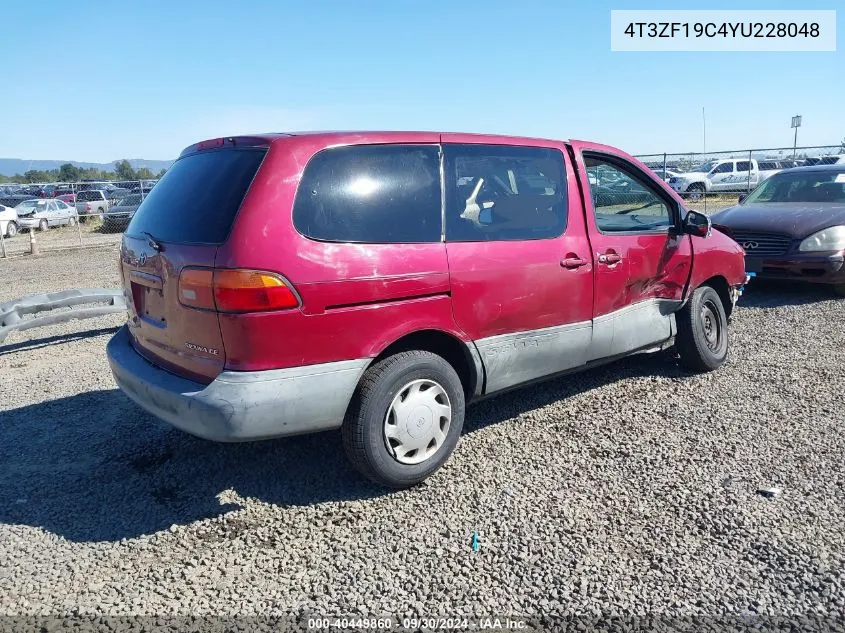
left=561, top=256, right=588, bottom=269
left=598, top=252, right=622, bottom=265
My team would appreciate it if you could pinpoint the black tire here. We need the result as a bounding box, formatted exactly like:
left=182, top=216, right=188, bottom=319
left=38, top=219, right=48, bottom=231
left=685, top=183, right=705, bottom=202
left=833, top=284, right=845, bottom=297
left=675, top=285, right=729, bottom=373
left=5, top=221, right=17, bottom=237
left=68, top=216, right=77, bottom=227
left=342, top=350, right=465, bottom=489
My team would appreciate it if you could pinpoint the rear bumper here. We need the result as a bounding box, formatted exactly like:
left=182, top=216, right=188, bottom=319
left=745, top=253, right=845, bottom=285
left=107, top=326, right=369, bottom=442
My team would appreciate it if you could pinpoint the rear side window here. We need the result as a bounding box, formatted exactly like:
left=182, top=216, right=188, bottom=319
left=444, top=144, right=567, bottom=242
left=127, top=148, right=266, bottom=244
left=293, top=144, right=441, bottom=243
left=736, top=161, right=751, bottom=172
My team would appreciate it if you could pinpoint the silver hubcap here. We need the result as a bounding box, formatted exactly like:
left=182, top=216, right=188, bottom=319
left=7, top=224, right=16, bottom=236
left=384, top=379, right=451, bottom=465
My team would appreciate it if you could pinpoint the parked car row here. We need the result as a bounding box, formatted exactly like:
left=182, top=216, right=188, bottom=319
left=0, top=198, right=80, bottom=237
left=655, top=155, right=845, bottom=201
left=0, top=180, right=157, bottom=200
left=0, top=185, right=150, bottom=237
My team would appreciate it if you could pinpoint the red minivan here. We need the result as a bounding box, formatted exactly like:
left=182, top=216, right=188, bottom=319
left=107, top=132, right=747, bottom=488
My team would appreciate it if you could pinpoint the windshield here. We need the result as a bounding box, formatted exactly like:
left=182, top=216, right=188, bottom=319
left=692, top=161, right=717, bottom=173
left=743, top=171, right=845, bottom=204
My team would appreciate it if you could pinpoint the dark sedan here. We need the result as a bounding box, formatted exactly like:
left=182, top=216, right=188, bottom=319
left=711, top=165, right=845, bottom=294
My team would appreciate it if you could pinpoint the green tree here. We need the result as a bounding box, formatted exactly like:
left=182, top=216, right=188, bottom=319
left=23, top=169, right=54, bottom=183
left=114, top=159, right=136, bottom=181
left=156, top=168, right=167, bottom=179
left=840, top=137, right=845, bottom=152
left=58, top=163, right=82, bottom=182
left=136, top=167, right=154, bottom=180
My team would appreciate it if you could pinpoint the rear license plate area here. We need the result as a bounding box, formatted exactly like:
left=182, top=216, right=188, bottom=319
left=130, top=281, right=166, bottom=325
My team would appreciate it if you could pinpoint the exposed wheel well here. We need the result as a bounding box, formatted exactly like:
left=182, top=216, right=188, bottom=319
left=698, top=275, right=732, bottom=318
left=373, top=330, right=478, bottom=398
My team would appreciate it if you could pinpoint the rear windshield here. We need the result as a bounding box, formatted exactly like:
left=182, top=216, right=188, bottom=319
left=126, top=148, right=266, bottom=244
left=77, top=190, right=105, bottom=201
left=117, top=194, right=142, bottom=206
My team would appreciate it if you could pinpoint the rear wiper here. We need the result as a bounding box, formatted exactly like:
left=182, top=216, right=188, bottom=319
left=142, top=231, right=161, bottom=251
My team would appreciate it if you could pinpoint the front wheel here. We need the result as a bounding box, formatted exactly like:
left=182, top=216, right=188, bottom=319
left=833, top=284, right=845, bottom=297
left=68, top=216, right=77, bottom=227
left=675, top=285, right=729, bottom=373
left=38, top=219, right=49, bottom=231
left=342, top=350, right=465, bottom=488
left=5, top=221, right=17, bottom=237
left=685, top=183, right=705, bottom=202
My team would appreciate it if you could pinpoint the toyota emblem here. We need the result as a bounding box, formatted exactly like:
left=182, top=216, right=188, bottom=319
left=742, top=241, right=759, bottom=250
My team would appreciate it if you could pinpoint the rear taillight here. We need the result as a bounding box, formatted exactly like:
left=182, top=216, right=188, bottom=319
left=178, top=268, right=300, bottom=313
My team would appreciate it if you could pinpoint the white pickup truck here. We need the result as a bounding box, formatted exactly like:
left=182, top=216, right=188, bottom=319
left=668, top=158, right=776, bottom=200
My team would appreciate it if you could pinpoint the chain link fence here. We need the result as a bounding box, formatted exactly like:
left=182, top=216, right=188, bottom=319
left=635, top=144, right=844, bottom=215
left=0, top=179, right=157, bottom=257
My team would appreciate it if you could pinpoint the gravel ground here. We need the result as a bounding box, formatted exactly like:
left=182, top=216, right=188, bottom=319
left=1, top=247, right=844, bottom=621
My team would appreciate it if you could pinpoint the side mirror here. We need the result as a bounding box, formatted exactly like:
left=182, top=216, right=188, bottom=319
left=683, top=209, right=711, bottom=238
left=737, top=193, right=748, bottom=203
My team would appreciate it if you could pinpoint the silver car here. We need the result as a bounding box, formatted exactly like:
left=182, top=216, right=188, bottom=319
left=15, top=199, right=79, bottom=231
left=102, top=193, right=144, bottom=231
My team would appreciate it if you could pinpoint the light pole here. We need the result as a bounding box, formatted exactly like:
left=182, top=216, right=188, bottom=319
left=791, top=115, right=802, bottom=159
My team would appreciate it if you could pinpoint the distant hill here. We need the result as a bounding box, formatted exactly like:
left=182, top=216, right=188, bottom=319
left=0, top=158, right=173, bottom=177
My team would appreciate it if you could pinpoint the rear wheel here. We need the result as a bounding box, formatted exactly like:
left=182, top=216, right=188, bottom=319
left=342, top=350, right=465, bottom=488
left=5, top=221, right=17, bottom=237
left=675, top=285, right=729, bottom=372
left=38, top=219, right=48, bottom=231
left=68, top=216, right=77, bottom=227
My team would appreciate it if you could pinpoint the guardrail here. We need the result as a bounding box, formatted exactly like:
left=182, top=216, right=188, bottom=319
left=0, top=288, right=126, bottom=344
